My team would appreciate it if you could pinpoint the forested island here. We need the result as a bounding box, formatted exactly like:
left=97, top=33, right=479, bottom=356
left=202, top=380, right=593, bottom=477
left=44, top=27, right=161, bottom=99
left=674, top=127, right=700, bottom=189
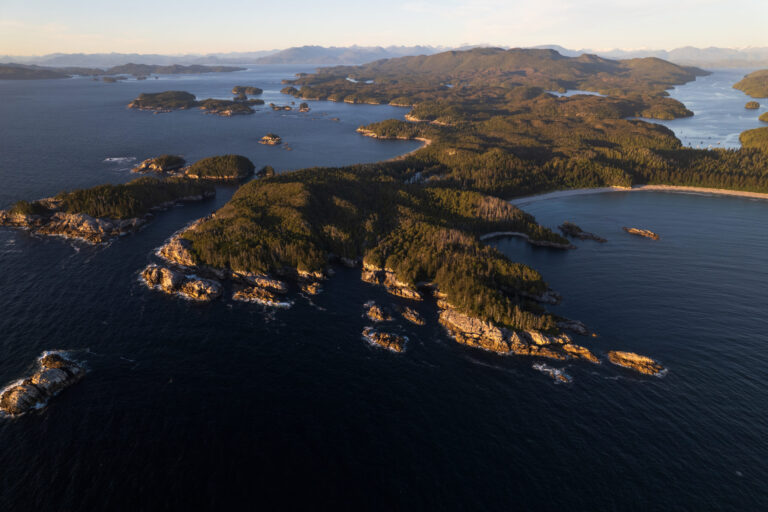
left=129, top=90, right=265, bottom=115
left=733, top=69, right=768, bottom=98
left=0, top=177, right=214, bottom=243
left=14, top=47, right=768, bottom=375
left=130, top=48, right=768, bottom=375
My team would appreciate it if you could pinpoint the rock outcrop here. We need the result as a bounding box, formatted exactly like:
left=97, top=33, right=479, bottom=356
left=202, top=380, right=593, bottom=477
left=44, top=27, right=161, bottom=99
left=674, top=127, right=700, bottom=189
left=399, top=306, right=426, bottom=326
left=362, top=327, right=407, bottom=353
left=364, top=301, right=393, bottom=322
left=0, top=352, right=85, bottom=415
left=607, top=351, right=666, bottom=376
left=232, top=285, right=292, bottom=307
left=559, top=222, right=606, bottom=242
left=479, top=231, right=575, bottom=249
left=361, top=262, right=422, bottom=301
left=158, top=236, right=198, bottom=267
left=131, top=155, right=186, bottom=174
left=623, top=227, right=659, bottom=240
left=0, top=209, right=147, bottom=244
left=438, top=307, right=599, bottom=363
left=141, top=264, right=222, bottom=302
left=259, top=134, right=282, bottom=145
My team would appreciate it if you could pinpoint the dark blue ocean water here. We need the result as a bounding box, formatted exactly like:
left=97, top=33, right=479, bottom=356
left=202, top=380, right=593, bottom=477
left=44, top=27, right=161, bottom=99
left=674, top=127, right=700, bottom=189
left=0, top=70, right=767, bottom=511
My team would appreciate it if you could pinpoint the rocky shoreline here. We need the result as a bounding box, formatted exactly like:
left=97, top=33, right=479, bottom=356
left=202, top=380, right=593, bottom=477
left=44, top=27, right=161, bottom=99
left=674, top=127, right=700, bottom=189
left=479, top=231, right=575, bottom=249
left=0, top=191, right=214, bottom=244
left=0, top=352, right=85, bottom=416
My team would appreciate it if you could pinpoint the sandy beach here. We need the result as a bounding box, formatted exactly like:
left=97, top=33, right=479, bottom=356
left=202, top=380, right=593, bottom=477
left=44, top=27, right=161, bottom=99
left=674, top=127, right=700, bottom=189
left=511, top=185, right=768, bottom=206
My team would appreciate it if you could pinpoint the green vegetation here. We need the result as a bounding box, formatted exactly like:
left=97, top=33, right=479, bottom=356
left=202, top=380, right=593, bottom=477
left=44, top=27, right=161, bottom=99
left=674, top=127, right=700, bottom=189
left=183, top=166, right=563, bottom=332
left=154, top=49, right=768, bottom=335
left=55, top=177, right=213, bottom=219
left=739, top=127, right=768, bottom=151
left=198, top=99, right=255, bottom=115
left=734, top=70, right=768, bottom=98
left=232, top=86, right=263, bottom=95
left=283, top=48, right=705, bottom=119
left=745, top=101, right=760, bottom=110
left=129, top=91, right=198, bottom=110
left=152, top=155, right=185, bottom=170
left=9, top=200, right=52, bottom=216
left=184, top=155, right=255, bottom=180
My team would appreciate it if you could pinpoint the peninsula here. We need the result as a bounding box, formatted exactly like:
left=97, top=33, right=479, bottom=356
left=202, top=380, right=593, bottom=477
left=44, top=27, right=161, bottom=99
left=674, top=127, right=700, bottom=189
left=733, top=69, right=768, bottom=98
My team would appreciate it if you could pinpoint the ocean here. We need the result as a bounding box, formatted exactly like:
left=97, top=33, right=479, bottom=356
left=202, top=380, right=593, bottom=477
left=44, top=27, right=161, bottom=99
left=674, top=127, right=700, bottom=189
left=0, top=68, right=766, bottom=511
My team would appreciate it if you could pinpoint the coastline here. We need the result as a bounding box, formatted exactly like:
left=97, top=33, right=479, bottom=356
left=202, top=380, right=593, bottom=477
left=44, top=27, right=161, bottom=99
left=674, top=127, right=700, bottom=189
left=511, top=185, right=768, bottom=206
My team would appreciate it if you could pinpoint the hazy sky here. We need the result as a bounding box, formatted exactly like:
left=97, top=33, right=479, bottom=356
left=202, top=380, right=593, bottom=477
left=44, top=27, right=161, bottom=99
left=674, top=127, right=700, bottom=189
left=1, top=0, right=767, bottom=55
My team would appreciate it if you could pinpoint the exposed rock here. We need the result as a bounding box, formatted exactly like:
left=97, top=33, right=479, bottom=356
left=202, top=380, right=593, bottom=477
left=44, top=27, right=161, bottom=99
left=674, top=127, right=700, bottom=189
left=559, top=221, right=606, bottom=242
left=521, top=289, right=562, bottom=305
left=439, top=307, right=599, bottom=364
left=623, top=227, right=659, bottom=240
left=298, top=102, right=310, bottom=112
left=158, top=237, right=197, bottom=267
left=607, top=351, right=666, bottom=376
left=131, top=155, right=186, bottom=174
left=361, top=261, right=422, bottom=301
left=362, top=327, right=407, bottom=353
left=399, top=306, right=426, bottom=326
left=233, top=286, right=292, bottom=307
left=300, top=281, right=321, bottom=295
left=0, top=352, right=85, bottom=416
left=532, top=363, right=572, bottom=384
left=364, top=301, right=393, bottom=322
left=141, top=264, right=221, bottom=302
left=557, top=319, right=590, bottom=336
left=178, top=278, right=222, bottom=302
left=259, top=134, right=282, bottom=145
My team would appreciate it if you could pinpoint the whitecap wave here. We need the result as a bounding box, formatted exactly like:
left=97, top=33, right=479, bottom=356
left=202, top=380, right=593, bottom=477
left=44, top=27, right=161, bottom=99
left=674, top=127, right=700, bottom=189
left=532, top=363, right=572, bottom=384
left=103, top=157, right=136, bottom=163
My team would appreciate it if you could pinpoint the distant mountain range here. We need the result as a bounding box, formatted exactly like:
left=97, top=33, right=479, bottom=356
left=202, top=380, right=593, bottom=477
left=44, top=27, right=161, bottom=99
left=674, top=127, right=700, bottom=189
left=533, top=45, right=768, bottom=68
left=2, top=45, right=767, bottom=70
left=0, top=46, right=446, bottom=68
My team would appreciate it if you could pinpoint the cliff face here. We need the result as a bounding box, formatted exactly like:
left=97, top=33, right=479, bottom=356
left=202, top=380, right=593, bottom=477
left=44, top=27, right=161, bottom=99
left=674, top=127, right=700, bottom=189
left=361, top=261, right=423, bottom=301
left=0, top=353, right=85, bottom=416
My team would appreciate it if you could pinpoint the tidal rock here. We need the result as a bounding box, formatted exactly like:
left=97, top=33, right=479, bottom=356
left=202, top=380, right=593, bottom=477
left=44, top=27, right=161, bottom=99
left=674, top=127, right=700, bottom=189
left=607, top=351, right=666, bottom=376
left=361, top=261, right=422, bottom=301
left=623, top=227, right=659, bottom=240
left=439, top=307, right=599, bottom=364
left=259, top=134, right=282, bottom=145
left=532, top=363, right=572, bottom=384
left=178, top=278, right=222, bottom=302
left=159, top=237, right=197, bottom=267
left=141, top=264, right=221, bottom=302
left=559, top=221, right=606, bottom=242
left=362, top=327, right=407, bottom=353
left=399, top=306, right=426, bottom=326
left=300, top=280, right=321, bottom=295
left=557, top=319, right=590, bottom=336
left=233, top=286, right=292, bottom=307
left=364, top=301, right=393, bottom=322
left=0, top=352, right=85, bottom=416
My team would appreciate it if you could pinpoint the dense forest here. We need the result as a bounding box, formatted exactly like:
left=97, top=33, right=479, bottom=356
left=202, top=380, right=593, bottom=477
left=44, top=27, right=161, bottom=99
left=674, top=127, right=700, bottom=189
left=39, top=177, right=214, bottom=219
left=733, top=69, right=768, bottom=98
left=184, top=155, right=255, bottom=180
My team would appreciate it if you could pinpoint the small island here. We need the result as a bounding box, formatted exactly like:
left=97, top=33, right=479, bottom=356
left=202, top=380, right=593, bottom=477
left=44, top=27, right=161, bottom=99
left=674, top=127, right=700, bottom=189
left=183, top=155, right=255, bottom=180
left=299, top=102, right=311, bottom=112
left=232, top=86, right=263, bottom=96
left=760, top=112, right=768, bottom=123
left=0, top=352, right=85, bottom=415
left=128, top=91, right=198, bottom=112
left=623, top=227, right=659, bottom=240
left=259, top=133, right=282, bottom=145
left=607, top=351, right=666, bottom=376
left=0, top=177, right=214, bottom=243
left=745, top=101, right=760, bottom=110
left=362, top=327, right=407, bottom=353
left=270, top=103, right=292, bottom=111
left=559, top=221, right=606, bottom=242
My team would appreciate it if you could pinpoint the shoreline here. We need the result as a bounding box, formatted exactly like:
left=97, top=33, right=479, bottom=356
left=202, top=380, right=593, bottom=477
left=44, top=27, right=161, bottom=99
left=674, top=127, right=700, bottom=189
left=510, top=185, right=768, bottom=206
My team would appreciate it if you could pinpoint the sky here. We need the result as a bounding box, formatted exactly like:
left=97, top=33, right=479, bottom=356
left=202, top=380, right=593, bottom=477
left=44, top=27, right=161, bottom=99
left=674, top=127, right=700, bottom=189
left=1, top=0, right=767, bottom=55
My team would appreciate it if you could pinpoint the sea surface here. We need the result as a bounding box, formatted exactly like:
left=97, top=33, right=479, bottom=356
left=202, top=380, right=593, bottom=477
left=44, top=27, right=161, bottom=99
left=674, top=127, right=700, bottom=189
left=0, top=68, right=767, bottom=511
left=651, top=68, right=768, bottom=148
